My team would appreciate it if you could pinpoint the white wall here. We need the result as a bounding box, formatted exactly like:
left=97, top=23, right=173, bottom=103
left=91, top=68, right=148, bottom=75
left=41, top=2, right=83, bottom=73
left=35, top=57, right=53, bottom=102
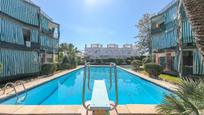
left=85, top=44, right=138, bottom=59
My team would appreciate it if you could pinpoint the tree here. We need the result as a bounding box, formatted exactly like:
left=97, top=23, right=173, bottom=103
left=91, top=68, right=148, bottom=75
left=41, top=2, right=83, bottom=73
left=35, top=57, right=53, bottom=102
left=157, top=80, right=204, bottom=114
left=182, top=0, right=204, bottom=61
left=59, top=43, right=80, bottom=68
left=135, top=13, right=154, bottom=56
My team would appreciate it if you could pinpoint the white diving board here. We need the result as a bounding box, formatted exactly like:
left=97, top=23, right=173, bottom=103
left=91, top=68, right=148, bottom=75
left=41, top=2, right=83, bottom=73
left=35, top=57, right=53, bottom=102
left=90, top=80, right=111, bottom=110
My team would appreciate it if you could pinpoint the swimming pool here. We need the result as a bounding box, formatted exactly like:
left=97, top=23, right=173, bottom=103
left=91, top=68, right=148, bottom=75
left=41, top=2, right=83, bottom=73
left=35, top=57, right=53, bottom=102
left=0, top=66, right=172, bottom=105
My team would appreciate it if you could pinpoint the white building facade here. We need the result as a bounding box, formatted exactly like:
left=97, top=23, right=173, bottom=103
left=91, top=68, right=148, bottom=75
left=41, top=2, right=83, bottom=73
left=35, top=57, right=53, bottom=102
left=85, top=44, right=138, bottom=59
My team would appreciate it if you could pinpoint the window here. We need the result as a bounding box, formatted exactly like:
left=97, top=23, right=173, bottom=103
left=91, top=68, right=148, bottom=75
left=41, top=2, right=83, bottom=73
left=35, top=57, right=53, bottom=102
left=183, top=51, right=193, bottom=66
left=159, top=57, right=166, bottom=67
left=183, top=51, right=193, bottom=75
left=48, top=22, right=59, bottom=38
left=23, top=28, right=31, bottom=47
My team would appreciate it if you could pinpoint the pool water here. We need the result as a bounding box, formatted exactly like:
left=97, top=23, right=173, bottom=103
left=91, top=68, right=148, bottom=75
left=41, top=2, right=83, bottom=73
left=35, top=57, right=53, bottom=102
left=0, top=66, right=171, bottom=105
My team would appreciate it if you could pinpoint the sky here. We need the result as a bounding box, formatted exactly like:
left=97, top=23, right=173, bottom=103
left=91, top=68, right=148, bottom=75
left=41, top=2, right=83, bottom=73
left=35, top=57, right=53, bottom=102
left=33, top=0, right=172, bottom=51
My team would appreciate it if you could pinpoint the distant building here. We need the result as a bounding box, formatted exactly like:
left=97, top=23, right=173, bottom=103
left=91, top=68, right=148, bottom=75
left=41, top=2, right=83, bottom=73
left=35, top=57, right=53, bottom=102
left=85, top=44, right=138, bottom=59
left=0, top=0, right=60, bottom=79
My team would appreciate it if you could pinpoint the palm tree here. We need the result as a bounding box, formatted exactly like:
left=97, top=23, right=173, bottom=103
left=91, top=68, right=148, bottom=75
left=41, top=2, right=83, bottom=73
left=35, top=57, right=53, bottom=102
left=182, top=0, right=204, bottom=61
left=157, top=80, right=204, bottom=115
left=59, top=43, right=80, bottom=68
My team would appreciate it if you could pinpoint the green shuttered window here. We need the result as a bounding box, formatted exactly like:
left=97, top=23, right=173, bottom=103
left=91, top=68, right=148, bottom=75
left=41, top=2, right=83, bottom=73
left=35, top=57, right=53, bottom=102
left=0, top=48, right=40, bottom=77
left=0, top=18, right=39, bottom=44
left=0, top=0, right=39, bottom=25
left=40, top=34, right=58, bottom=49
left=182, top=19, right=194, bottom=44
left=193, top=50, right=204, bottom=76
left=152, top=29, right=177, bottom=49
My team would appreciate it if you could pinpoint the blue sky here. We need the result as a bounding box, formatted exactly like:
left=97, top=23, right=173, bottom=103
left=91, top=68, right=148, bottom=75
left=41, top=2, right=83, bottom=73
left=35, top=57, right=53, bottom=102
left=33, top=0, right=172, bottom=50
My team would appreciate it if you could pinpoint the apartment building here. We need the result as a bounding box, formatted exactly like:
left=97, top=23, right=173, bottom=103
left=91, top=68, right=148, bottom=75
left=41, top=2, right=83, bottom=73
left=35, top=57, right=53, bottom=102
left=151, top=0, right=204, bottom=76
left=85, top=44, right=138, bottom=59
left=0, top=0, right=60, bottom=80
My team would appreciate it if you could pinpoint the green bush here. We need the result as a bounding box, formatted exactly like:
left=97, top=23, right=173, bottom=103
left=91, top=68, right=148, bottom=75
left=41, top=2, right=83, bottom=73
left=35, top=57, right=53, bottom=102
left=61, top=63, right=71, bottom=69
left=41, top=64, right=57, bottom=75
left=131, top=60, right=142, bottom=71
left=60, top=56, right=77, bottom=69
left=144, top=63, right=164, bottom=78
left=142, top=57, right=151, bottom=64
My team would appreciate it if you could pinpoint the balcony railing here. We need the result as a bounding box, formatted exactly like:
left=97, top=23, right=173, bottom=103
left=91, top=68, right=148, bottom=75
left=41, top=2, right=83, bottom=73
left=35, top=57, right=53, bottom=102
left=158, top=0, right=178, bottom=14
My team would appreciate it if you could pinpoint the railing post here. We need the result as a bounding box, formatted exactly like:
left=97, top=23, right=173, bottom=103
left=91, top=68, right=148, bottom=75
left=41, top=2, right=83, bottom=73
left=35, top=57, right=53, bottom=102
left=109, top=64, right=112, bottom=90
left=88, top=64, right=91, bottom=91
left=82, top=64, right=87, bottom=109
left=114, top=65, right=118, bottom=108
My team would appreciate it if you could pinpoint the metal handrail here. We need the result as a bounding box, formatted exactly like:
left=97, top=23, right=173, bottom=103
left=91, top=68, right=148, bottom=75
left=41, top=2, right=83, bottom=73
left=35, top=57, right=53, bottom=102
left=109, top=65, right=112, bottom=90
left=87, top=63, right=91, bottom=91
left=15, top=81, right=27, bottom=103
left=109, top=62, right=116, bottom=90
left=109, top=62, right=115, bottom=90
left=82, top=63, right=92, bottom=111
left=109, top=63, right=118, bottom=110
left=84, top=62, right=91, bottom=91
left=4, top=83, right=19, bottom=103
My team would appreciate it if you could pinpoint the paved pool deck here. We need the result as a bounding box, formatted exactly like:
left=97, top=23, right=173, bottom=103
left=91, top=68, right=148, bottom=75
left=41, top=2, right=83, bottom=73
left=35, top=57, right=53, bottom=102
left=0, top=66, right=177, bottom=115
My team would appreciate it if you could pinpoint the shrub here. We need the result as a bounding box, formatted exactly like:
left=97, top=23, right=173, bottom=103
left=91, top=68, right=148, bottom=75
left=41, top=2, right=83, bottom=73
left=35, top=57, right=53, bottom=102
left=131, top=60, right=142, bottom=71
left=60, top=56, right=77, bottom=69
left=62, top=56, right=69, bottom=63
left=142, top=57, right=151, bottom=64
left=41, top=64, right=57, bottom=75
left=61, top=63, right=71, bottom=69
left=144, top=63, right=164, bottom=78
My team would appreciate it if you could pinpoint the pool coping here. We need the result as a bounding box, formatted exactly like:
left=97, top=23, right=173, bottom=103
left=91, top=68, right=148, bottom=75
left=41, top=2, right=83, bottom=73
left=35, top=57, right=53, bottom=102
left=0, top=65, right=177, bottom=115
left=0, top=104, right=159, bottom=115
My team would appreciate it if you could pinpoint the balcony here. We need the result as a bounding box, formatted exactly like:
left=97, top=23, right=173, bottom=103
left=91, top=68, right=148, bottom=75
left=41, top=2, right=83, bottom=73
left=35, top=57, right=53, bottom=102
left=151, top=25, right=165, bottom=34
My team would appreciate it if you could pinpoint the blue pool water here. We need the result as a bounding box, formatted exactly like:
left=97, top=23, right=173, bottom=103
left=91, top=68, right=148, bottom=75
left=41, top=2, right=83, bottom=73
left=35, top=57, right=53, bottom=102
left=0, top=66, right=172, bottom=105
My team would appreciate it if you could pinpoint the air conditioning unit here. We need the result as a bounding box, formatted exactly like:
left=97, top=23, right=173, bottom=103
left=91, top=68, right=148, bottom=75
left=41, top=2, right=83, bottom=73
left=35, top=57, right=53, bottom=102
left=26, top=41, right=31, bottom=47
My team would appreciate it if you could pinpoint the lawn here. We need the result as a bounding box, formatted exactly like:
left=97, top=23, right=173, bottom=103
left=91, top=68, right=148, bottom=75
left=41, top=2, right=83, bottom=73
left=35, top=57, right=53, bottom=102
left=159, top=74, right=182, bottom=84
left=139, top=70, right=182, bottom=84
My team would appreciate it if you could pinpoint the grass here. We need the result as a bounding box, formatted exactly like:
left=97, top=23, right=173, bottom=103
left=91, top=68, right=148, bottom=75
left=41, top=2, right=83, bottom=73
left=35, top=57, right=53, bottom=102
left=139, top=70, right=182, bottom=84
left=140, top=70, right=148, bottom=75
left=159, top=74, right=182, bottom=84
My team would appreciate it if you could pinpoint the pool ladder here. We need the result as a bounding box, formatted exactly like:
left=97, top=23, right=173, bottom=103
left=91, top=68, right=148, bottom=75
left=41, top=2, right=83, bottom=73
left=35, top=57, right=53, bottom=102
left=82, top=62, right=118, bottom=113
left=0, top=80, right=27, bottom=104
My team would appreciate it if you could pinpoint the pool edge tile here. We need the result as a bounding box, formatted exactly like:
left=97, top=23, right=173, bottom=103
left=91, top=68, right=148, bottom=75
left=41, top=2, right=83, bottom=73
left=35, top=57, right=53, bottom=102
left=116, top=105, right=131, bottom=114
left=12, top=105, right=81, bottom=115
left=0, top=105, right=23, bottom=114
left=126, top=104, right=157, bottom=114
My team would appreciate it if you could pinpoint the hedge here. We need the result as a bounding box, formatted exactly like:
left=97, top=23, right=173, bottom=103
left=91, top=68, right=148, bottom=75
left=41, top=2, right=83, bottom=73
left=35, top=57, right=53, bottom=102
left=144, top=63, right=164, bottom=78
left=41, top=64, right=57, bottom=75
